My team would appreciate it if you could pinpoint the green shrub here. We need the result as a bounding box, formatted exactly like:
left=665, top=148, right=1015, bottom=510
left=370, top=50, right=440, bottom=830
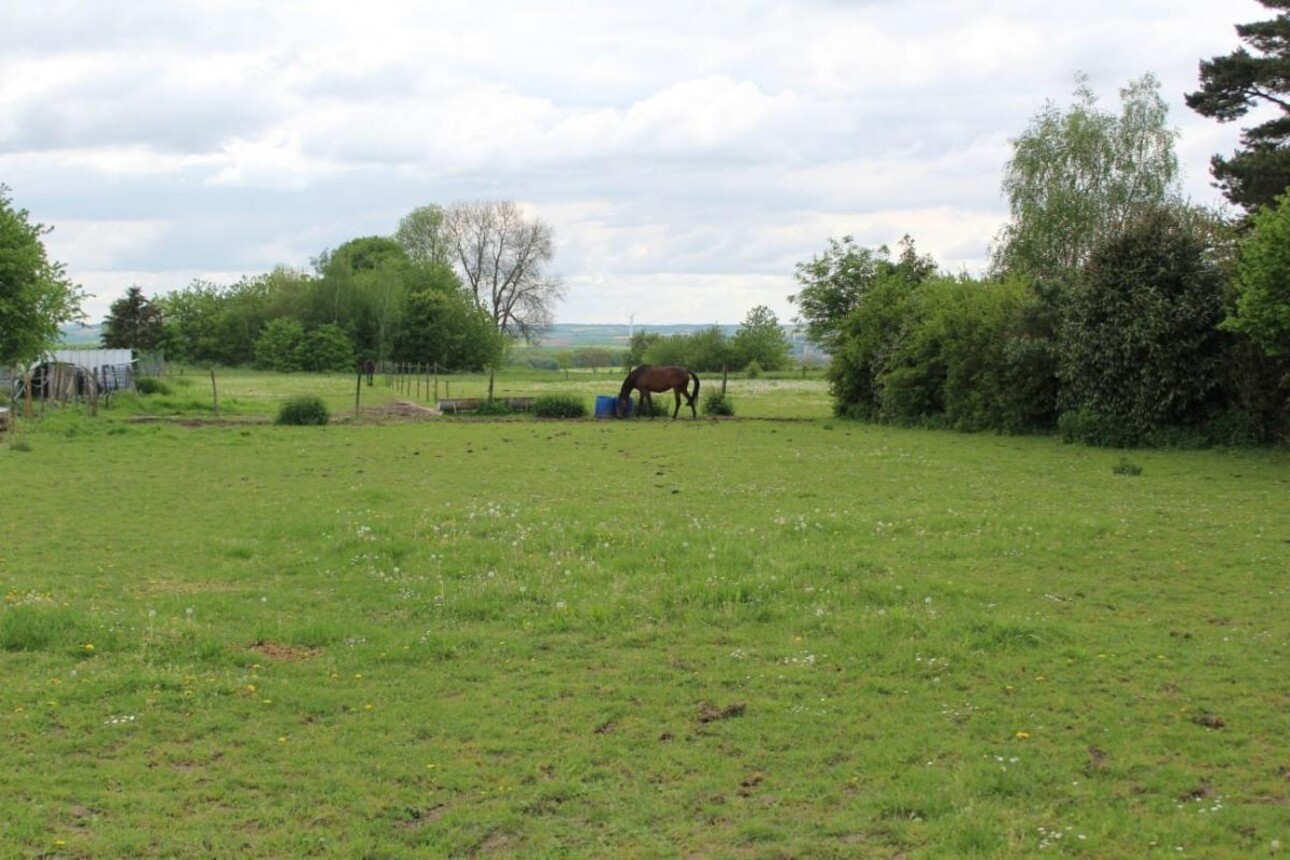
left=1058, top=209, right=1227, bottom=439
left=275, top=395, right=330, bottom=426
left=1057, top=409, right=1138, bottom=447
left=135, top=378, right=172, bottom=396
left=474, top=399, right=515, bottom=416
left=532, top=394, right=587, bottom=418
left=703, top=391, right=735, bottom=416
left=744, top=359, right=763, bottom=379
left=1200, top=408, right=1264, bottom=448
left=1112, top=457, right=1143, bottom=476
left=640, top=397, right=673, bottom=417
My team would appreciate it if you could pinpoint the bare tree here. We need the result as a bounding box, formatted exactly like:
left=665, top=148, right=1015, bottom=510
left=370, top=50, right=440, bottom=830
left=443, top=200, right=565, bottom=343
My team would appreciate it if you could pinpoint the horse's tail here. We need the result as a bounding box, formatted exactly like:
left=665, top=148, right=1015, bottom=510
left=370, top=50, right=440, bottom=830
left=689, top=370, right=700, bottom=402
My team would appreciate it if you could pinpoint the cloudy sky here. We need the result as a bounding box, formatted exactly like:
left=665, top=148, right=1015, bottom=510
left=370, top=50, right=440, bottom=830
left=1, top=0, right=1266, bottom=326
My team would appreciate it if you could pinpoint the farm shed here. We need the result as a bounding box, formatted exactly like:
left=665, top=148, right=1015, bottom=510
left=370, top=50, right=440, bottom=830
left=4, top=349, right=139, bottom=402
left=48, top=349, right=137, bottom=392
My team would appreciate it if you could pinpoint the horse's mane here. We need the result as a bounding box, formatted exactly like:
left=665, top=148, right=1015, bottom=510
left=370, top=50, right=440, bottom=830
left=619, top=365, right=646, bottom=398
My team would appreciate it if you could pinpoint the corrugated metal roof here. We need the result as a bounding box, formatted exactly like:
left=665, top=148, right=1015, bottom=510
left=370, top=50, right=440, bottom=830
left=47, top=349, right=134, bottom=367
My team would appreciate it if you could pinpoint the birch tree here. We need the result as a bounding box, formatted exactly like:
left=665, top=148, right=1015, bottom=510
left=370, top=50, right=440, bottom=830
left=992, top=74, right=1181, bottom=285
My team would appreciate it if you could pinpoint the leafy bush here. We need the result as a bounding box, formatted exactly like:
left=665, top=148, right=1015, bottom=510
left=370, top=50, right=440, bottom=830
left=1112, top=457, right=1143, bottom=476
left=1201, top=408, right=1265, bottom=448
left=275, top=394, right=330, bottom=426
left=702, top=391, right=735, bottom=416
left=640, top=396, right=674, bottom=417
left=827, top=273, right=917, bottom=419
left=135, top=377, right=172, bottom=396
left=473, top=399, right=515, bottom=416
left=1057, top=409, right=1137, bottom=448
left=1058, top=208, right=1228, bottom=441
left=300, top=323, right=355, bottom=373
left=642, top=325, right=738, bottom=372
left=531, top=394, right=586, bottom=418
left=744, top=359, right=763, bottom=379
left=255, top=318, right=306, bottom=372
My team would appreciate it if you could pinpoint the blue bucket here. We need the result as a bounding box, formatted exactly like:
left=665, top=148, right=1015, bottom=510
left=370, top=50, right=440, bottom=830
left=595, top=395, right=620, bottom=418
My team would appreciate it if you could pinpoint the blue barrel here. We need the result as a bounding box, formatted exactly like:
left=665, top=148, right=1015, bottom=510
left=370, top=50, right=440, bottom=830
left=595, top=395, right=619, bottom=418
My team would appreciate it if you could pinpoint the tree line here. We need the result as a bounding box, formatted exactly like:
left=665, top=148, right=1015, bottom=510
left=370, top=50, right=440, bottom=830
left=518, top=307, right=797, bottom=376
left=98, top=200, right=794, bottom=375
left=793, top=1, right=1290, bottom=445
left=98, top=200, right=562, bottom=373
left=5, top=1, right=1287, bottom=444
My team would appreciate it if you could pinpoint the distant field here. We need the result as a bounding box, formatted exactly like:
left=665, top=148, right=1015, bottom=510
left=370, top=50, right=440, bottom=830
left=2, top=374, right=1287, bottom=858
left=27, top=365, right=832, bottom=422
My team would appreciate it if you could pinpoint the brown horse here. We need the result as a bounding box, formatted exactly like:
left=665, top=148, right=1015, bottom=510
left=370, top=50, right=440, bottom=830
left=618, top=365, right=700, bottom=419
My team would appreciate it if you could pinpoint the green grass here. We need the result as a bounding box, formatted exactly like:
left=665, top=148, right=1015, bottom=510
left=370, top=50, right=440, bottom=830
left=1, top=380, right=1287, bottom=857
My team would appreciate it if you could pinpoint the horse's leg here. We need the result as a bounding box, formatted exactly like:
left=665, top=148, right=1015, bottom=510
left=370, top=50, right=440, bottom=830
left=672, top=388, right=681, bottom=419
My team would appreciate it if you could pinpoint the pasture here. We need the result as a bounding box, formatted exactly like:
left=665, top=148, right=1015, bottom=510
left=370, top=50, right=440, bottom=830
left=1, top=371, right=1287, bottom=858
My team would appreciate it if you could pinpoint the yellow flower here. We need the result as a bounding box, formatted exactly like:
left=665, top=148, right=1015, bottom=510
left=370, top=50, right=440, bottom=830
left=82, top=643, right=95, bottom=652
left=1015, top=730, right=1031, bottom=740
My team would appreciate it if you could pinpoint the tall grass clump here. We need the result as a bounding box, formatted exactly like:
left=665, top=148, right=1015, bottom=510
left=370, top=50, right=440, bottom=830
left=532, top=394, right=586, bottom=418
left=703, top=391, right=735, bottom=416
left=135, top=378, right=173, bottom=396
left=275, top=394, right=330, bottom=426
left=473, top=399, right=515, bottom=417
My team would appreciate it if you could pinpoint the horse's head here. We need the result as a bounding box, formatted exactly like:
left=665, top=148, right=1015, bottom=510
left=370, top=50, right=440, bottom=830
left=615, top=394, right=630, bottom=418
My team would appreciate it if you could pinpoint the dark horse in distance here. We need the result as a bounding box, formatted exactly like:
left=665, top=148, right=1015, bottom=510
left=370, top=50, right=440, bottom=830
left=618, top=365, right=700, bottom=419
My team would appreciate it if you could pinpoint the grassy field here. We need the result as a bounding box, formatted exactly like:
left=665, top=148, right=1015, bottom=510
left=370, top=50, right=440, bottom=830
left=1, top=372, right=1287, bottom=858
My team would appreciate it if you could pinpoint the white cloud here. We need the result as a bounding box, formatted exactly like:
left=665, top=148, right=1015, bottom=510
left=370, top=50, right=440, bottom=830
left=41, top=219, right=170, bottom=271
left=2, top=0, right=1273, bottom=324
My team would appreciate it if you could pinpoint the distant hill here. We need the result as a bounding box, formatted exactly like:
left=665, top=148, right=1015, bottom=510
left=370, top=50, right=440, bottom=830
left=58, top=322, right=731, bottom=349
left=59, top=323, right=103, bottom=346
left=59, top=322, right=816, bottom=357
left=536, top=323, right=738, bottom=347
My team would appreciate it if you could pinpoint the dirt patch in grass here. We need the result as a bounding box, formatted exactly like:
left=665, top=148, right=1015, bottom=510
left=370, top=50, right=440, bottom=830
left=397, top=804, right=450, bottom=832
left=127, top=416, right=270, bottom=427
left=334, top=402, right=442, bottom=424
left=247, top=641, right=321, bottom=661
left=1192, top=712, right=1226, bottom=729
left=697, top=701, right=746, bottom=723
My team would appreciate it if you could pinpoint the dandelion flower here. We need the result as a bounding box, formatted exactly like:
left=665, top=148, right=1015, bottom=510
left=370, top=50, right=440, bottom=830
left=1015, top=730, right=1031, bottom=739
